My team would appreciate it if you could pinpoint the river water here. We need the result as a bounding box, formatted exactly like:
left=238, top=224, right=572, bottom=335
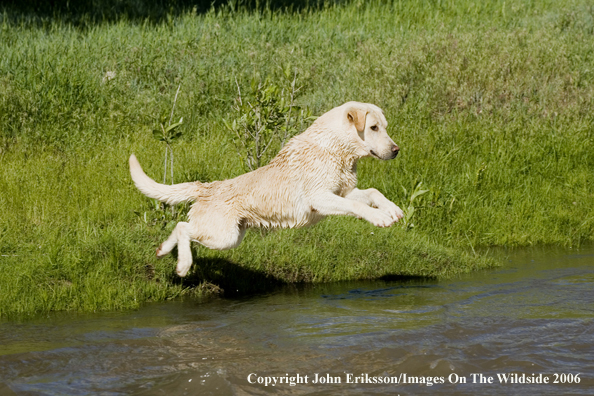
left=0, top=246, right=593, bottom=395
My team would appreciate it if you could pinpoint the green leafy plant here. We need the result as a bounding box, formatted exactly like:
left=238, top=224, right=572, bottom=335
left=153, top=84, right=183, bottom=185
left=401, top=182, right=430, bottom=230
left=149, top=85, right=185, bottom=222
left=153, top=115, right=183, bottom=184
left=223, top=70, right=312, bottom=171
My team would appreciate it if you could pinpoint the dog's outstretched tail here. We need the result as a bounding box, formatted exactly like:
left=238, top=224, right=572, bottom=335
left=129, top=154, right=199, bottom=205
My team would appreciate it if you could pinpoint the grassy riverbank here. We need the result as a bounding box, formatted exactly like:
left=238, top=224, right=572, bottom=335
left=1, top=0, right=593, bottom=316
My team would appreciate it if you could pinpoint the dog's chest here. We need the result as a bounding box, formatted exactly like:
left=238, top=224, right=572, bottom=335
left=333, top=160, right=358, bottom=197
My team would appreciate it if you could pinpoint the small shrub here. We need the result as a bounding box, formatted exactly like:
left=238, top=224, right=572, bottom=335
left=223, top=71, right=313, bottom=171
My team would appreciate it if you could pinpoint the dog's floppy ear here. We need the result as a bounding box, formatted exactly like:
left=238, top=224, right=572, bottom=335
left=346, top=105, right=368, bottom=134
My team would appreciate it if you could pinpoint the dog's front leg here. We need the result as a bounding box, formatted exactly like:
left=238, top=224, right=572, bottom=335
left=311, top=193, right=396, bottom=227
left=345, top=188, right=404, bottom=222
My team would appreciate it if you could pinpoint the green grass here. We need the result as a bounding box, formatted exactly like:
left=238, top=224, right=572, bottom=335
left=1, top=0, right=593, bottom=316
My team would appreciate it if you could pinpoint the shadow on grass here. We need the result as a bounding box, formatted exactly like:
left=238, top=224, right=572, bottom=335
left=1, top=0, right=336, bottom=27
left=166, top=251, right=440, bottom=299
left=168, top=257, right=287, bottom=297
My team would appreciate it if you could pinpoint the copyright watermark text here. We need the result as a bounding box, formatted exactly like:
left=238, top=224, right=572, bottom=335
left=246, top=372, right=583, bottom=387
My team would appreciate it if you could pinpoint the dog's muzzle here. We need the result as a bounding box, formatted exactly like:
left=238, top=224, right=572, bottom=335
left=370, top=145, right=399, bottom=160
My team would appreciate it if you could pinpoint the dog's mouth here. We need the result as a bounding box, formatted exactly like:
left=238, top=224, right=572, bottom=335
left=369, top=150, right=382, bottom=159
left=370, top=148, right=399, bottom=160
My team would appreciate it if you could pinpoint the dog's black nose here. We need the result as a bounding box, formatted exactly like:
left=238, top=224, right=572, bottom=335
left=391, top=145, right=399, bottom=158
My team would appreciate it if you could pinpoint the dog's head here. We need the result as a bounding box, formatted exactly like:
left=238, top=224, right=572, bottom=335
left=344, top=102, right=399, bottom=160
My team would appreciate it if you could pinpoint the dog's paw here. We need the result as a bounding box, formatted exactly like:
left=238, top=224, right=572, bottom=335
left=156, top=244, right=166, bottom=258
left=381, top=202, right=404, bottom=222
left=176, top=258, right=192, bottom=277
left=367, top=208, right=397, bottom=228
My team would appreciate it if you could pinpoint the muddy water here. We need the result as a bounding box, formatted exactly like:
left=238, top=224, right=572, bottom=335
left=0, top=246, right=593, bottom=395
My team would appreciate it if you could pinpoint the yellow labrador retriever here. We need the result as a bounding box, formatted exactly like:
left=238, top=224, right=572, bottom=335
left=130, top=101, right=404, bottom=276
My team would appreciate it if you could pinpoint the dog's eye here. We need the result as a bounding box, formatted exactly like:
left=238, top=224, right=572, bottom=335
left=370, top=125, right=378, bottom=131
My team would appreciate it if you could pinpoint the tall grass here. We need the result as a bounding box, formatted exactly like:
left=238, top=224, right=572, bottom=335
left=1, top=0, right=593, bottom=315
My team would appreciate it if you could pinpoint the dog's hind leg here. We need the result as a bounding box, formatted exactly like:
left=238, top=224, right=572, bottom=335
left=168, top=208, right=247, bottom=277
left=178, top=218, right=246, bottom=277
left=156, top=222, right=194, bottom=277
left=157, top=222, right=182, bottom=257
left=174, top=222, right=193, bottom=277
left=190, top=215, right=247, bottom=250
